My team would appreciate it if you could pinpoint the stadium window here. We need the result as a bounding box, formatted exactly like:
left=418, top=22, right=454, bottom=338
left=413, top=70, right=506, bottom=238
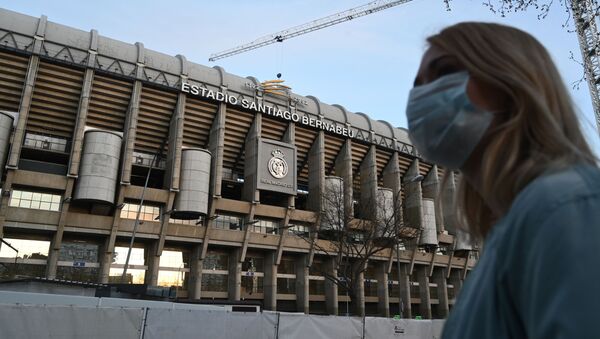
left=277, top=276, right=296, bottom=294
left=158, top=249, right=189, bottom=288
left=109, top=246, right=146, bottom=284
left=213, top=214, right=243, bottom=230
left=201, top=250, right=229, bottom=293
left=0, top=238, right=49, bottom=280
left=169, top=216, right=204, bottom=225
left=309, top=259, right=326, bottom=296
left=132, top=151, right=166, bottom=169
left=201, top=273, right=228, bottom=292
left=23, top=132, right=69, bottom=153
left=56, top=241, right=100, bottom=282
left=388, top=265, right=400, bottom=298
left=9, top=190, right=61, bottom=212
left=364, top=264, right=379, bottom=297
left=252, top=218, right=280, bottom=234
left=120, top=202, right=160, bottom=221
left=204, top=251, right=229, bottom=271
left=287, top=222, right=311, bottom=237
left=241, top=254, right=265, bottom=295
left=277, top=258, right=296, bottom=294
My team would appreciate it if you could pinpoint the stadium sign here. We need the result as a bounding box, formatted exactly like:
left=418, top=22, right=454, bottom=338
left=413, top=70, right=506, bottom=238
left=181, top=82, right=354, bottom=137
left=181, top=82, right=418, bottom=157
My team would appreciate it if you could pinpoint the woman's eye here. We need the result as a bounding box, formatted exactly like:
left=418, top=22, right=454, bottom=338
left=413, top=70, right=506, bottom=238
left=436, top=65, right=460, bottom=77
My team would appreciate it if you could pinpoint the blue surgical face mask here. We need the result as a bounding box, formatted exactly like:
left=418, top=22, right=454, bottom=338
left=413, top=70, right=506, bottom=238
left=406, top=71, right=494, bottom=170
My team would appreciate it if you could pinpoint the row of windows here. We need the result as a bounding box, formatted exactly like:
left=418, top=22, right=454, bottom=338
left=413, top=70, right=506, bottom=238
left=213, top=214, right=243, bottom=230
left=132, top=151, right=166, bottom=169
left=23, top=132, right=69, bottom=153
left=0, top=238, right=459, bottom=297
left=120, top=203, right=160, bottom=221
left=5, top=191, right=314, bottom=237
left=9, top=190, right=61, bottom=212
left=119, top=203, right=203, bottom=225
left=252, top=218, right=279, bottom=234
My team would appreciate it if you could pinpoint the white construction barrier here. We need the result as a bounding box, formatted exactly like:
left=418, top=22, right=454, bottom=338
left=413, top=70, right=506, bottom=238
left=431, top=320, right=446, bottom=339
left=277, top=313, right=363, bottom=339
left=0, top=291, right=447, bottom=339
left=0, top=304, right=144, bottom=339
left=144, top=308, right=278, bottom=339
left=364, top=317, right=439, bottom=339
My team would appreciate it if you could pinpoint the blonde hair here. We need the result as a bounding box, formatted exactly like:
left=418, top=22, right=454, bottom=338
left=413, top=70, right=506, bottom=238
left=427, top=22, right=597, bottom=238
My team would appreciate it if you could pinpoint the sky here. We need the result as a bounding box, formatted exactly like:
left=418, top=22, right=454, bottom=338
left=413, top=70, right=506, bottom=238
left=2, top=0, right=599, bottom=155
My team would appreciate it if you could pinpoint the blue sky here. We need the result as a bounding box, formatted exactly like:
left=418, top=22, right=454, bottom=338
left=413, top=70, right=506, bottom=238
left=3, top=0, right=599, bottom=155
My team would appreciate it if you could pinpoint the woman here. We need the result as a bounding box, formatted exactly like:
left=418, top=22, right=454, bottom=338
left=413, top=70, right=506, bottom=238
left=406, top=22, right=600, bottom=338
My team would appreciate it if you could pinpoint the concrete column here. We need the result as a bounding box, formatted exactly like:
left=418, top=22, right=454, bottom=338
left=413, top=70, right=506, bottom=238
left=422, top=165, right=444, bottom=233
left=307, top=131, right=325, bottom=265
left=448, top=269, right=463, bottom=300
left=188, top=243, right=203, bottom=299
left=404, top=159, right=424, bottom=243
left=208, top=102, right=226, bottom=197
left=383, top=152, right=403, bottom=219
left=399, top=263, right=412, bottom=318
left=100, top=190, right=125, bottom=283
left=68, top=69, right=94, bottom=176
left=264, top=251, right=277, bottom=311
left=307, top=131, right=325, bottom=213
left=432, top=267, right=449, bottom=318
left=282, top=122, right=296, bottom=208
left=334, top=139, right=353, bottom=219
left=324, top=257, right=338, bottom=315
left=46, top=180, right=75, bottom=279
left=0, top=172, right=15, bottom=251
left=98, top=236, right=113, bottom=283
left=120, top=80, right=142, bottom=184
left=0, top=48, right=42, bottom=247
left=6, top=15, right=46, bottom=169
left=359, top=146, right=378, bottom=220
left=239, top=203, right=257, bottom=263
left=164, top=92, right=185, bottom=190
left=416, top=266, right=432, bottom=319
left=120, top=42, right=145, bottom=184
left=200, top=101, right=227, bottom=263
left=145, top=241, right=160, bottom=286
left=6, top=55, right=38, bottom=169
left=228, top=248, right=242, bottom=301
left=442, top=171, right=458, bottom=235
left=376, top=261, right=390, bottom=317
left=68, top=29, right=99, bottom=177
left=242, top=114, right=261, bottom=202
left=47, top=32, right=99, bottom=279
left=45, top=235, right=60, bottom=279
left=296, top=255, right=309, bottom=314
left=275, top=207, right=292, bottom=265
left=156, top=192, right=176, bottom=255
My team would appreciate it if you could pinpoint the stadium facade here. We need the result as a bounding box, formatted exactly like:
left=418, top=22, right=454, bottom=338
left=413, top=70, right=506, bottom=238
left=0, top=8, right=475, bottom=318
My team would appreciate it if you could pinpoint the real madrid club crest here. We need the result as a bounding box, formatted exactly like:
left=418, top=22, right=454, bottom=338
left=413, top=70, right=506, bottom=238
left=268, top=149, right=288, bottom=179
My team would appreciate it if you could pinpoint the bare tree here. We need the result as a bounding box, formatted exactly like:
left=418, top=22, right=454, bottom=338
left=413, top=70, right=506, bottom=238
left=442, top=0, right=570, bottom=18
left=297, top=179, right=419, bottom=316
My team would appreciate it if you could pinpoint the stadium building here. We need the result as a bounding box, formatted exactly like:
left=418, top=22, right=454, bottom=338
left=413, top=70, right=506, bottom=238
left=0, top=8, right=475, bottom=318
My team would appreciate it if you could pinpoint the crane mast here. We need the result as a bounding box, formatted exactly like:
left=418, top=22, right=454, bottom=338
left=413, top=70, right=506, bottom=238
left=208, top=0, right=412, bottom=62
left=571, top=0, right=600, bottom=137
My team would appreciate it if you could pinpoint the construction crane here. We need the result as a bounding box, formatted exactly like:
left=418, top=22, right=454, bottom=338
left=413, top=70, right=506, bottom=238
left=571, top=0, right=600, bottom=138
left=208, top=0, right=412, bottom=62
left=209, top=0, right=600, bottom=137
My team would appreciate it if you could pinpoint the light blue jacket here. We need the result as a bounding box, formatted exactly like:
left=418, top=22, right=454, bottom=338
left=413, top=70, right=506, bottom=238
left=442, top=164, right=600, bottom=339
